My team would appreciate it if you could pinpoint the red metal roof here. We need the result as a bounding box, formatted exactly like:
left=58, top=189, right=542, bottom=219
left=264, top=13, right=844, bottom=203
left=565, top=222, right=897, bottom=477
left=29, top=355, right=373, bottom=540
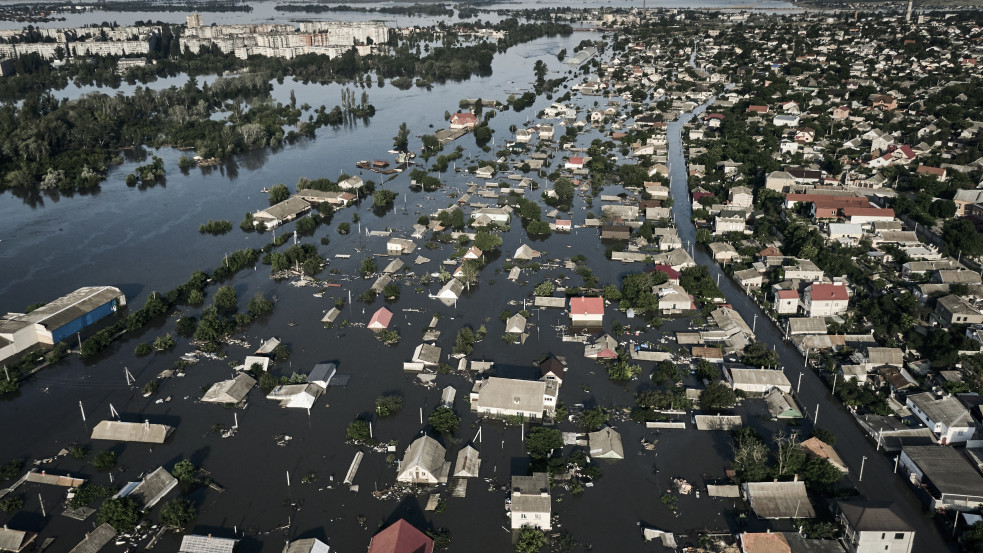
left=652, top=264, right=680, bottom=279
left=841, top=207, right=895, bottom=218
left=570, top=297, right=604, bottom=316
left=568, top=156, right=585, bottom=165
left=368, top=307, right=393, bottom=329
left=367, top=519, right=434, bottom=553
left=808, top=283, right=848, bottom=302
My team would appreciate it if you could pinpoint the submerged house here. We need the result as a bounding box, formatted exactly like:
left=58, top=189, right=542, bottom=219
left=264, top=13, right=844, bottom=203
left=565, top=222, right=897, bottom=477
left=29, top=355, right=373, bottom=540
left=510, top=472, right=551, bottom=530
left=396, top=435, right=450, bottom=485
left=588, top=426, right=624, bottom=459
left=367, top=519, right=433, bottom=553
left=470, top=377, right=558, bottom=420
left=252, top=197, right=311, bottom=230
left=453, top=445, right=481, bottom=478
left=115, top=466, right=178, bottom=509
left=91, top=420, right=174, bottom=444
left=266, top=383, right=323, bottom=409
left=202, top=373, right=256, bottom=404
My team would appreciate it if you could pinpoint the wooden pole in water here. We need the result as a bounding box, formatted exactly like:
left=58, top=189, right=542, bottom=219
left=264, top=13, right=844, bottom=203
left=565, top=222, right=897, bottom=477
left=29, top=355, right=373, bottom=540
left=286, top=471, right=290, bottom=487
left=79, top=401, right=86, bottom=422
left=38, top=493, right=45, bottom=517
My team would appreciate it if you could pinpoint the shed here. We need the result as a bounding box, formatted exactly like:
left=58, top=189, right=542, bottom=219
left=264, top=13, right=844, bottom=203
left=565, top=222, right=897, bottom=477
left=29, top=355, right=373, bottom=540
left=202, top=373, right=256, bottom=404
left=764, top=388, right=802, bottom=419
left=412, top=344, right=442, bottom=366
left=787, top=317, right=827, bottom=335
left=383, top=259, right=405, bottom=274
left=453, top=445, right=481, bottom=477
left=744, top=480, right=815, bottom=518
left=322, top=308, right=341, bottom=324
left=441, top=385, right=456, bottom=407
left=91, top=420, right=173, bottom=444
left=308, top=363, right=337, bottom=389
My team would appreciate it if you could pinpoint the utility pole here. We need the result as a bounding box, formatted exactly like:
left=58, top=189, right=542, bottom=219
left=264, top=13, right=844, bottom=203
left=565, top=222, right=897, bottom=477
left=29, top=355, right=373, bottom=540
left=832, top=373, right=838, bottom=395
left=814, top=403, right=820, bottom=426
left=859, top=455, right=867, bottom=482
left=79, top=401, right=86, bottom=422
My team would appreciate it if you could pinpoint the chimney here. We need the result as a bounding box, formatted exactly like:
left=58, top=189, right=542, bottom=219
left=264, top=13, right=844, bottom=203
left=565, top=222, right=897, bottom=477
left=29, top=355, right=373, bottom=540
left=793, top=474, right=799, bottom=482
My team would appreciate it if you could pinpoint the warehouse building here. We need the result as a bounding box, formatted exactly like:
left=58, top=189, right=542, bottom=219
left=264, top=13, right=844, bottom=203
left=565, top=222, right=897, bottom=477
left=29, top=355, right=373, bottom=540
left=0, top=286, right=126, bottom=362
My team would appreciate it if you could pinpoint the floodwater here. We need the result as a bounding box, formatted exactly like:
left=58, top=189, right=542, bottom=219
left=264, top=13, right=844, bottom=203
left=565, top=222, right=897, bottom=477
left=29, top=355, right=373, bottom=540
left=0, top=31, right=752, bottom=553
left=0, top=15, right=951, bottom=553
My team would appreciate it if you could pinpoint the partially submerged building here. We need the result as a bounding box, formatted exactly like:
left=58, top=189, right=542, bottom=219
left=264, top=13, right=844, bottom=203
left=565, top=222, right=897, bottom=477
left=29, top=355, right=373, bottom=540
left=470, top=377, right=558, bottom=420
left=0, top=286, right=126, bottom=363
left=91, top=420, right=174, bottom=444
left=588, top=426, right=624, bottom=459
left=366, top=519, right=433, bottom=553
left=743, top=479, right=815, bottom=519
left=510, top=472, right=551, bottom=530
left=266, top=383, right=324, bottom=409
left=396, top=435, right=450, bottom=485
left=201, top=373, right=256, bottom=404
left=115, top=466, right=178, bottom=509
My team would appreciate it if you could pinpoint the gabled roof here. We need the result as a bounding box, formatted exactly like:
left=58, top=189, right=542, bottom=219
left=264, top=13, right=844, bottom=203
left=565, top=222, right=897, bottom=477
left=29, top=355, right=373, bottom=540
left=179, top=534, right=238, bottom=553
left=741, top=532, right=790, bottom=553
left=540, top=357, right=565, bottom=380
left=398, top=435, right=447, bottom=481
left=285, top=538, right=330, bottom=553
left=367, top=519, right=434, bottom=553
left=368, top=307, right=394, bottom=329
left=907, top=392, right=974, bottom=428
left=836, top=500, right=912, bottom=532
left=91, top=420, right=173, bottom=443
left=69, top=523, right=116, bottom=553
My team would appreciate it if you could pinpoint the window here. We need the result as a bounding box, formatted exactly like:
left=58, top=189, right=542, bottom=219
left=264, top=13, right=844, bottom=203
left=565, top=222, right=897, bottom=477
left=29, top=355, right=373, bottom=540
left=895, top=533, right=905, bottom=540
left=881, top=533, right=885, bottom=539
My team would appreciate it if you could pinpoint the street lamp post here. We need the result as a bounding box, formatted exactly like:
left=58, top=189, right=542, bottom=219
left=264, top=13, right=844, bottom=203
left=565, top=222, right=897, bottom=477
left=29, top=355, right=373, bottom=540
left=859, top=455, right=868, bottom=482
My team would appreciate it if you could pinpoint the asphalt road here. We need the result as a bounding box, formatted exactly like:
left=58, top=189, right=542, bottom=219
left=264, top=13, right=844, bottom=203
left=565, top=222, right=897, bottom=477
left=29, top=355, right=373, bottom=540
left=665, top=100, right=957, bottom=551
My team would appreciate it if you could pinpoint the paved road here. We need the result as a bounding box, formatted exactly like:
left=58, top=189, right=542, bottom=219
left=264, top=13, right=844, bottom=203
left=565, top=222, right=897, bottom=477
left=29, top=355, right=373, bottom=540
left=664, top=99, right=956, bottom=551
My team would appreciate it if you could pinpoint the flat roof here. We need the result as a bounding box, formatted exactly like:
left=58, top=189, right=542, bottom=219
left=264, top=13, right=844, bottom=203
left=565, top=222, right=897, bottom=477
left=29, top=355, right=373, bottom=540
left=902, top=445, right=983, bottom=497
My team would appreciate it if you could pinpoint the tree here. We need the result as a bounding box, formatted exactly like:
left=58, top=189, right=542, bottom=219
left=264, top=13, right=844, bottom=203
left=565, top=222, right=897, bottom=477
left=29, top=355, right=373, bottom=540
left=516, top=527, right=546, bottom=553
left=346, top=418, right=373, bottom=443
left=213, top=285, right=237, bottom=312
left=731, top=427, right=770, bottom=482
left=172, top=459, right=197, bottom=483
left=92, top=450, right=116, bottom=471
left=360, top=257, right=377, bottom=275
left=375, top=394, right=403, bottom=417
left=579, top=406, right=607, bottom=432
left=453, top=326, right=475, bottom=355
left=383, top=282, right=400, bottom=301
left=258, top=372, right=277, bottom=393
left=160, top=497, right=196, bottom=528
left=774, top=431, right=806, bottom=477
left=97, top=497, right=140, bottom=532
left=942, top=218, right=983, bottom=257
left=393, top=122, right=410, bottom=152
left=696, top=228, right=712, bottom=244
left=372, top=189, right=397, bottom=210
left=248, top=293, right=274, bottom=316
left=429, top=406, right=460, bottom=435
left=700, top=380, right=736, bottom=411
left=474, top=230, right=502, bottom=252
left=963, top=522, right=983, bottom=553
left=526, top=427, right=562, bottom=459
left=811, top=427, right=837, bottom=446
left=534, top=281, right=555, bottom=296
left=801, top=458, right=843, bottom=489
left=268, top=183, right=290, bottom=205
left=337, top=222, right=351, bottom=235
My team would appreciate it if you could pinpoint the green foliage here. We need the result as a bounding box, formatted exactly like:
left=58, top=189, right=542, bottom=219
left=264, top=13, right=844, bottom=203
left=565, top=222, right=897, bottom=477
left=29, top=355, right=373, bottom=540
left=92, top=450, right=117, bottom=471
left=453, top=326, right=476, bottom=355
left=942, top=218, right=983, bottom=257
left=652, top=360, right=681, bottom=387
left=680, top=266, right=723, bottom=303
left=248, top=293, right=274, bottom=316
left=534, top=281, right=555, bottom=296
left=135, top=342, right=152, bottom=356
left=427, top=528, right=452, bottom=551
left=337, top=222, right=351, bottom=235
left=68, top=484, right=116, bottom=509
left=429, top=406, right=461, bottom=435
left=607, top=350, right=641, bottom=382
left=811, top=428, right=837, bottom=446
left=68, top=444, right=90, bottom=460
left=258, top=372, right=278, bottom=393
left=526, top=427, right=562, bottom=459
left=268, top=183, right=290, bottom=205
left=142, top=380, right=160, bottom=395
left=160, top=497, right=196, bottom=528
left=695, top=359, right=719, bottom=381
left=516, top=527, right=547, bottom=553
left=199, top=220, right=233, bottom=235
left=379, top=328, right=400, bottom=346
left=579, top=406, right=607, bottom=432
left=213, top=285, right=238, bottom=312
left=792, top=519, right=840, bottom=540
left=700, top=380, right=737, bottom=411
left=660, top=493, right=678, bottom=513
left=619, top=272, right=662, bottom=313
left=527, top=220, right=552, bottom=237
left=696, top=228, right=712, bottom=244
left=346, top=418, right=373, bottom=443
left=474, top=229, right=502, bottom=252
left=173, top=459, right=197, bottom=483
left=152, top=333, right=176, bottom=352
left=801, top=457, right=844, bottom=489
left=97, top=497, right=141, bottom=533
left=383, top=283, right=400, bottom=301
left=963, top=522, right=983, bottom=553
left=730, top=427, right=769, bottom=483
left=0, top=495, right=23, bottom=512
left=375, top=394, right=404, bottom=417
left=176, top=316, right=197, bottom=337
left=360, top=257, right=378, bottom=276
left=372, top=189, right=398, bottom=210
left=741, top=341, right=779, bottom=368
